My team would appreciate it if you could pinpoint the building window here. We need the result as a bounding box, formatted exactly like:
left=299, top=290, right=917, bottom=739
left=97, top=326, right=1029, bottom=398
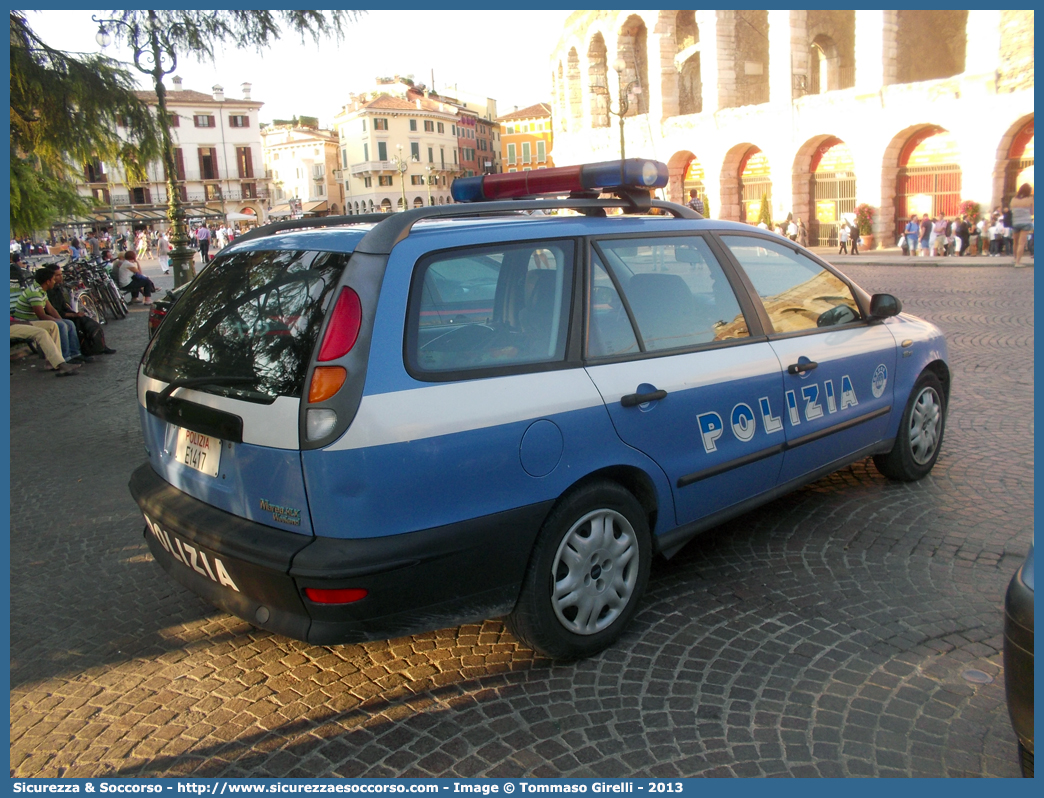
left=84, top=161, right=106, bottom=183
left=242, top=182, right=257, bottom=199
left=229, top=114, right=249, bottom=128
left=315, top=183, right=325, bottom=197
left=522, top=142, right=531, bottom=164
left=130, top=187, right=151, bottom=205
left=363, top=177, right=372, bottom=188
left=451, top=124, right=456, bottom=136
left=167, top=113, right=180, bottom=128
left=342, top=149, right=348, bottom=168
left=378, top=175, right=393, bottom=186
left=453, top=150, right=458, bottom=164
left=428, top=147, right=433, bottom=163
left=362, top=119, right=367, bottom=132
left=506, top=125, right=514, bottom=134
left=205, top=184, right=222, bottom=200
left=373, top=118, right=388, bottom=130
left=194, top=114, right=215, bottom=128
left=198, top=147, right=219, bottom=180
left=236, top=146, right=253, bottom=178
left=411, top=175, right=424, bottom=185
left=363, top=143, right=369, bottom=161
left=507, top=143, right=516, bottom=166
left=424, top=120, right=434, bottom=132
left=411, top=142, right=420, bottom=160
left=91, top=187, right=110, bottom=204
left=410, top=119, right=417, bottom=131
left=437, top=122, right=445, bottom=133
left=377, top=141, right=387, bottom=161
left=537, top=140, right=546, bottom=163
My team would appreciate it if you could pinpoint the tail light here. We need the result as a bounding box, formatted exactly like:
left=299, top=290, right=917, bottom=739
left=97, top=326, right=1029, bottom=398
left=304, top=587, right=368, bottom=604
left=317, top=287, right=362, bottom=362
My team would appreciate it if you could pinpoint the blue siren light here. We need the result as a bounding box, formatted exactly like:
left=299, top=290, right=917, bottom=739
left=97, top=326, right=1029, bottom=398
left=451, top=159, right=669, bottom=202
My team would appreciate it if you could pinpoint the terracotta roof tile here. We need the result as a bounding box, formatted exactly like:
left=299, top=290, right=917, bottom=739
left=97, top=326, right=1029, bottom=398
left=497, top=102, right=552, bottom=122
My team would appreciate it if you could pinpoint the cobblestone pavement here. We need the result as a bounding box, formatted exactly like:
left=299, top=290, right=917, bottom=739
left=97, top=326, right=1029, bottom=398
left=9, top=260, right=1033, bottom=778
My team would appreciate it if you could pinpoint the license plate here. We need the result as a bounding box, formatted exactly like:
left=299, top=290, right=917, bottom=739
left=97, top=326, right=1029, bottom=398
left=174, top=427, right=221, bottom=477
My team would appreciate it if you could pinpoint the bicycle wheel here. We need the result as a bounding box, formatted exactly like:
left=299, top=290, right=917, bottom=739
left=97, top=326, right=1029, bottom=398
left=105, top=282, right=129, bottom=319
left=100, top=284, right=124, bottom=320
left=78, top=292, right=105, bottom=325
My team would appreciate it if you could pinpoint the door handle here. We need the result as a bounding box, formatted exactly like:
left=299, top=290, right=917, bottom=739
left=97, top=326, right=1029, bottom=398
left=787, top=360, right=818, bottom=375
left=621, top=389, right=668, bottom=408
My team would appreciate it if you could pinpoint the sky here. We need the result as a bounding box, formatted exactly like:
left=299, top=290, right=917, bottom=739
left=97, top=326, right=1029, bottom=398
left=26, top=9, right=573, bottom=126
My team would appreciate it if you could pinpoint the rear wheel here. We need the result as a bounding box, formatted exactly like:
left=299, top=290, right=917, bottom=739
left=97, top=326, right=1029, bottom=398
left=873, top=371, right=946, bottom=481
left=78, top=293, right=104, bottom=325
left=105, top=283, right=128, bottom=319
left=507, top=480, right=651, bottom=660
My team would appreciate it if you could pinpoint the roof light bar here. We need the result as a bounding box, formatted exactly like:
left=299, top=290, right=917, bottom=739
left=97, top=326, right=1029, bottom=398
left=452, top=159, right=669, bottom=203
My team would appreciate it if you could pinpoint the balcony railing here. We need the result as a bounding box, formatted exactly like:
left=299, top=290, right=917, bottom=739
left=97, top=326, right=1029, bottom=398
left=105, top=187, right=268, bottom=207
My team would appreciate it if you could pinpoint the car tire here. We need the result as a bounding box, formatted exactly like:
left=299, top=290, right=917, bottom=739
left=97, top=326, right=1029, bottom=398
left=507, top=480, right=651, bottom=660
left=1018, top=741, right=1034, bottom=778
left=873, top=371, right=946, bottom=481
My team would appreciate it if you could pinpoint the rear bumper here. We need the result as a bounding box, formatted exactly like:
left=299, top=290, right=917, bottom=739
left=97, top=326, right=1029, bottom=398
left=1003, top=559, right=1035, bottom=753
left=129, top=463, right=548, bottom=644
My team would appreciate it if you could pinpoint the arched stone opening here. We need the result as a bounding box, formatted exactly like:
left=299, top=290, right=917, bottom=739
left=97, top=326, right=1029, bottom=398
left=731, top=10, right=769, bottom=108
left=676, top=11, right=702, bottom=116
left=588, top=33, right=610, bottom=129
left=806, top=11, right=855, bottom=93
left=794, top=136, right=856, bottom=246
left=720, top=142, right=766, bottom=223
left=888, top=126, right=962, bottom=239
left=616, top=15, right=650, bottom=116
left=997, top=115, right=1034, bottom=206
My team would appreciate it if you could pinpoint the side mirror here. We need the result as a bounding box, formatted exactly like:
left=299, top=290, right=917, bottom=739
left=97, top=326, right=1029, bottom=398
left=869, top=293, right=903, bottom=319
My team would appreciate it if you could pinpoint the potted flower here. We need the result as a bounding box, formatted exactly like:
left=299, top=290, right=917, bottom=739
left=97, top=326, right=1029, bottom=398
left=854, top=203, right=876, bottom=250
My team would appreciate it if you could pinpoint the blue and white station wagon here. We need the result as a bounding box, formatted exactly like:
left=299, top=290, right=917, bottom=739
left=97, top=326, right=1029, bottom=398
left=130, top=160, right=949, bottom=659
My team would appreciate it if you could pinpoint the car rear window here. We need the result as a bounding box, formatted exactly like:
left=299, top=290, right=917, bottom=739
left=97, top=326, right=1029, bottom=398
left=142, top=249, right=349, bottom=402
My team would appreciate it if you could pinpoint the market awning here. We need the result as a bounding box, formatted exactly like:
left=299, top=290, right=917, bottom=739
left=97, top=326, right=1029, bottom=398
left=268, top=205, right=292, bottom=218
left=302, top=201, right=328, bottom=215
left=226, top=211, right=257, bottom=221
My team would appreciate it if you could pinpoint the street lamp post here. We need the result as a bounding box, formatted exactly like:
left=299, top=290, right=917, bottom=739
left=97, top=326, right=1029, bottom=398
left=94, top=12, right=196, bottom=287
left=392, top=145, right=410, bottom=212
left=591, top=58, right=642, bottom=160
left=424, top=166, right=435, bottom=206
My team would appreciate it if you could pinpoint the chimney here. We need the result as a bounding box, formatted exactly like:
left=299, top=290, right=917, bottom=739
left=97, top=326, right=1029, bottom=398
left=213, top=84, right=224, bottom=102
left=415, top=99, right=421, bottom=109
left=241, top=82, right=252, bottom=100
left=172, top=76, right=183, bottom=91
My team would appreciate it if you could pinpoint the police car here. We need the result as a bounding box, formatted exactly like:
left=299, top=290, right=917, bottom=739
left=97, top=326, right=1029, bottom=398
left=130, top=159, right=949, bottom=660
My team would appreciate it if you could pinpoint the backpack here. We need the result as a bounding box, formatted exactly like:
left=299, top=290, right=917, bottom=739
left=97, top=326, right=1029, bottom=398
left=75, top=315, right=108, bottom=356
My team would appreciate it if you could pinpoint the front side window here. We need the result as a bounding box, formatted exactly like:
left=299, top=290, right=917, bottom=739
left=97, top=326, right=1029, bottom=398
left=408, top=241, right=574, bottom=376
left=589, top=236, right=748, bottom=357
left=718, top=235, right=861, bottom=333
left=142, top=250, right=349, bottom=401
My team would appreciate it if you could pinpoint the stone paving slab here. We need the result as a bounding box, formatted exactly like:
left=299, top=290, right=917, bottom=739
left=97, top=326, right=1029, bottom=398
left=9, top=263, right=1032, bottom=778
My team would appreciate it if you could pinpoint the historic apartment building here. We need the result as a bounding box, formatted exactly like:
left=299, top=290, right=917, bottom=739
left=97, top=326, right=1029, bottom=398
left=77, top=78, right=268, bottom=231
left=334, top=92, right=462, bottom=213
left=261, top=124, right=344, bottom=217
left=498, top=103, right=555, bottom=173
left=550, top=10, right=1034, bottom=245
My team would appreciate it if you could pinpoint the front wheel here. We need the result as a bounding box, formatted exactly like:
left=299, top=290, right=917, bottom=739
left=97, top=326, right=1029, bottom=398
left=873, top=371, right=946, bottom=481
left=507, top=481, right=651, bottom=660
left=78, top=293, right=104, bottom=326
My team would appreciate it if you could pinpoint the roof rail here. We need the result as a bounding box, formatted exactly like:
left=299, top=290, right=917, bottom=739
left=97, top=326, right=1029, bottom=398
left=353, top=198, right=700, bottom=256
left=230, top=213, right=389, bottom=247
left=228, top=198, right=700, bottom=255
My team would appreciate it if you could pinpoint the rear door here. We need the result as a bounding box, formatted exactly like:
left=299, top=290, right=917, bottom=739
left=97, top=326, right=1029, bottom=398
left=583, top=235, right=787, bottom=528
left=717, top=234, right=897, bottom=481
left=139, top=248, right=352, bottom=534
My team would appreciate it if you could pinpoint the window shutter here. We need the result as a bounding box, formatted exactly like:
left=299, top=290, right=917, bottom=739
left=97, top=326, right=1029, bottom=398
left=174, top=148, right=186, bottom=181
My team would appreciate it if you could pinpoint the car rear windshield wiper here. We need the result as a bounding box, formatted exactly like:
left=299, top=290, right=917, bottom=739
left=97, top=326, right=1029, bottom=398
left=158, top=376, right=258, bottom=403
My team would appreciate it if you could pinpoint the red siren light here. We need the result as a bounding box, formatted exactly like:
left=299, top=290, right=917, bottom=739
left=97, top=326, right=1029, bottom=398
left=451, top=159, right=669, bottom=202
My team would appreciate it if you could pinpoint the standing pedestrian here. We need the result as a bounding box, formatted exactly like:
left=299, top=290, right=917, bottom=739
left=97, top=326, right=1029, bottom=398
left=797, top=218, right=808, bottom=248
left=904, top=215, right=919, bottom=256
left=686, top=189, right=705, bottom=216
left=157, top=231, right=171, bottom=274
left=1010, top=183, right=1034, bottom=267
left=919, top=214, right=932, bottom=256
left=196, top=222, right=211, bottom=263
left=838, top=223, right=850, bottom=255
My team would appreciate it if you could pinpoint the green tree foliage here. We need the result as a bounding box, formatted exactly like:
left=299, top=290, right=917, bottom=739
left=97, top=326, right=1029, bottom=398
left=10, top=11, right=162, bottom=236
left=757, top=191, right=772, bottom=228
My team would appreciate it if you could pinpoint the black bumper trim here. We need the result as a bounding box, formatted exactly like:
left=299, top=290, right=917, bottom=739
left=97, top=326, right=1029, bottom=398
left=129, top=463, right=551, bottom=645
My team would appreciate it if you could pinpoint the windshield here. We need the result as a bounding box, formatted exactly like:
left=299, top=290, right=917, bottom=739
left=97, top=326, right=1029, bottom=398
left=142, top=249, right=350, bottom=402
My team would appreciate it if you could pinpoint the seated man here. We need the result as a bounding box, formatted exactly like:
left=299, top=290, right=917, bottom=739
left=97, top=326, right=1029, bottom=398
left=10, top=318, right=82, bottom=375
left=11, top=265, right=91, bottom=363
left=46, top=265, right=116, bottom=355
left=113, top=250, right=154, bottom=304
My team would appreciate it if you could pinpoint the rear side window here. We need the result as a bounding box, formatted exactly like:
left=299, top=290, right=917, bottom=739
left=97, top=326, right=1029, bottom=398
left=590, top=236, right=748, bottom=357
left=718, top=235, right=861, bottom=332
left=407, top=241, right=574, bottom=375
left=142, top=250, right=349, bottom=401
